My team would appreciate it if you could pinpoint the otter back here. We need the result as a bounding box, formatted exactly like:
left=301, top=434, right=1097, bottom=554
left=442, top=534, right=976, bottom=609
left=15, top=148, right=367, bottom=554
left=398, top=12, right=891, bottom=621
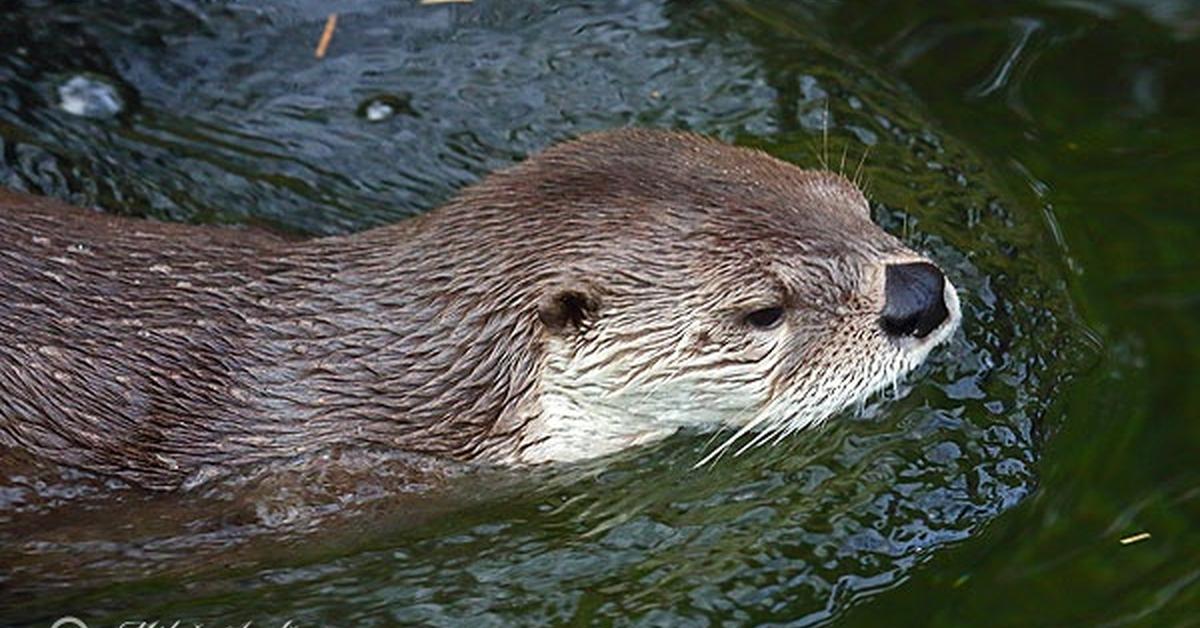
left=0, top=130, right=961, bottom=490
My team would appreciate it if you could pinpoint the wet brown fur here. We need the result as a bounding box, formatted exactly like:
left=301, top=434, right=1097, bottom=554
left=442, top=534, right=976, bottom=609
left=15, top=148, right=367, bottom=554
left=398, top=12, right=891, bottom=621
left=0, top=130, right=900, bottom=490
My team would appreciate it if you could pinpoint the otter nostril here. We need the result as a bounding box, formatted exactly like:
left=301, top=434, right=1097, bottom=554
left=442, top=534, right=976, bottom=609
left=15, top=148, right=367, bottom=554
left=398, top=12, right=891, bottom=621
left=880, top=262, right=949, bottom=339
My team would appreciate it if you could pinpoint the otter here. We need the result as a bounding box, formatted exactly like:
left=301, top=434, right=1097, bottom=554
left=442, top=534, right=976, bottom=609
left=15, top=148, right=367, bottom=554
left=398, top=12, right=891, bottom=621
left=0, top=129, right=960, bottom=490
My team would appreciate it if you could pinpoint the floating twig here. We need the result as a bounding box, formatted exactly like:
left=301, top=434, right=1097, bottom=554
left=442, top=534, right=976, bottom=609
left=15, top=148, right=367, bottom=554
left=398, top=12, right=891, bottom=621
left=315, top=14, right=337, bottom=59
left=1119, top=532, right=1151, bottom=545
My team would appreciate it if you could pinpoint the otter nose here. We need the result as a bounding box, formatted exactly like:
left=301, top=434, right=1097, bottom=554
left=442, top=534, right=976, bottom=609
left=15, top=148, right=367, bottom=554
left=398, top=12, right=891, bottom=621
left=880, top=262, right=949, bottom=339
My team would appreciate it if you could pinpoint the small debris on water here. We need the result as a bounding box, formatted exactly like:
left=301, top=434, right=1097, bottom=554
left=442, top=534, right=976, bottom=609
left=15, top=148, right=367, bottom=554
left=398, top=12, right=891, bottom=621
left=365, top=101, right=394, bottom=122
left=57, top=75, right=124, bottom=118
left=315, top=13, right=338, bottom=59
left=356, top=94, right=416, bottom=122
left=420, top=0, right=473, bottom=4
left=1119, top=532, right=1151, bottom=545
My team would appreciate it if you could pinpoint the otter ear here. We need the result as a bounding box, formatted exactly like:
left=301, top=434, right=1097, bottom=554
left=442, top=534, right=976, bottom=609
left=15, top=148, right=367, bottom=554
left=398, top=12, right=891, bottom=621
left=538, top=288, right=600, bottom=334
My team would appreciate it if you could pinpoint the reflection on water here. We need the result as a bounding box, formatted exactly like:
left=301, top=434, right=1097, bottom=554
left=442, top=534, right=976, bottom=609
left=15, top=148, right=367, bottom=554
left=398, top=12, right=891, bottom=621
left=0, top=0, right=1116, bottom=625
left=1, top=1, right=779, bottom=234
left=831, top=1, right=1200, bottom=625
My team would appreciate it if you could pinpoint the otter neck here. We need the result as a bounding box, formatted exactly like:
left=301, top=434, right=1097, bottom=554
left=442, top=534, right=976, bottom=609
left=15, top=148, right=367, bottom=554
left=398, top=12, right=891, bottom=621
left=240, top=222, right=552, bottom=465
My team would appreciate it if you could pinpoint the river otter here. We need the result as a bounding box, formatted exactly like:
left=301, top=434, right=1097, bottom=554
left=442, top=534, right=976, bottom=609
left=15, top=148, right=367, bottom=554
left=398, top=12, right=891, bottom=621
left=0, top=129, right=959, bottom=490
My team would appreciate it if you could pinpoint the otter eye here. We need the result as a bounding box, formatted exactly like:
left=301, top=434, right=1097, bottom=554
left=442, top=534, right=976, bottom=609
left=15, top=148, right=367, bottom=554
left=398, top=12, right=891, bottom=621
left=743, top=306, right=784, bottom=330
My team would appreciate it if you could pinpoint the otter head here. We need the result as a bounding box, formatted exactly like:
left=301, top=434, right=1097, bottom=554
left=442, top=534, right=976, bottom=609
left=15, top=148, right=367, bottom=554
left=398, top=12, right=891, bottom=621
left=501, top=130, right=960, bottom=464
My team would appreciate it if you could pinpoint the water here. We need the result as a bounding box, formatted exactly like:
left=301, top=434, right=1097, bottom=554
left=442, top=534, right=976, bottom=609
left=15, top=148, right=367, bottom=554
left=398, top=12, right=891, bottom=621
left=0, top=0, right=1195, bottom=625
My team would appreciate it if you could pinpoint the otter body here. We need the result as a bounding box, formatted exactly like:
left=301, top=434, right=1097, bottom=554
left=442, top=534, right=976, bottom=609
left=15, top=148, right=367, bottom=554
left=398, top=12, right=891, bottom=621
left=0, top=130, right=960, bottom=489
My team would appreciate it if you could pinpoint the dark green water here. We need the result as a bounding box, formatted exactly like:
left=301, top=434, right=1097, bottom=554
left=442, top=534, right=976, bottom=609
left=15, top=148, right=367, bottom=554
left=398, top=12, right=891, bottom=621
left=0, top=1, right=1195, bottom=625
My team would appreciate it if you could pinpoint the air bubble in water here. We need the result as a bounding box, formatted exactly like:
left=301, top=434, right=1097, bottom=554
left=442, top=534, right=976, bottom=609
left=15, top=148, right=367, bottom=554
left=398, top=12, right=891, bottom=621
left=365, top=100, right=395, bottom=121
left=57, top=74, right=125, bottom=119
left=356, top=94, right=416, bottom=122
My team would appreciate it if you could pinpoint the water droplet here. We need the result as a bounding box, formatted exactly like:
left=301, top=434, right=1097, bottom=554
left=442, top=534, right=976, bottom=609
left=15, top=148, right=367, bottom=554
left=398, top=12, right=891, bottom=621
left=57, top=74, right=125, bottom=119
